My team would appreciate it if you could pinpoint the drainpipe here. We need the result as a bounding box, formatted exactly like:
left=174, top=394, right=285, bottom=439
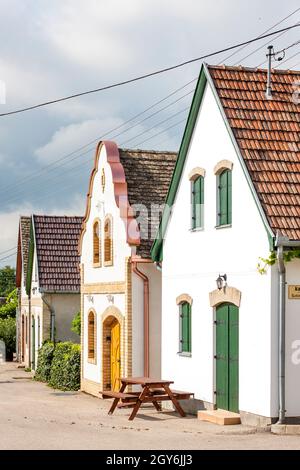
left=41, top=294, right=55, bottom=343
left=277, top=243, right=286, bottom=424
left=275, top=234, right=300, bottom=424
left=132, top=258, right=150, bottom=377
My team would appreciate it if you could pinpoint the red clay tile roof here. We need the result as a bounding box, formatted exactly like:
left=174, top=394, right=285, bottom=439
left=208, top=64, right=300, bottom=240
left=119, top=149, right=177, bottom=257
left=33, top=215, right=83, bottom=293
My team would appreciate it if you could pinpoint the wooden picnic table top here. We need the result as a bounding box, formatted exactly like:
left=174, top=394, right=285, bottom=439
left=120, top=377, right=174, bottom=386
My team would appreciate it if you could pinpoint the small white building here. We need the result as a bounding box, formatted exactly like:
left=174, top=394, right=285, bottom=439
left=16, top=215, right=82, bottom=369
left=151, top=64, right=300, bottom=425
left=79, top=141, right=176, bottom=396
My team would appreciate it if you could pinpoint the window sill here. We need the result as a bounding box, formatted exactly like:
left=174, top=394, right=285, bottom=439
left=104, top=261, right=113, bottom=267
left=87, top=358, right=97, bottom=365
left=93, top=262, right=101, bottom=268
left=215, top=224, right=232, bottom=230
left=189, top=227, right=204, bottom=232
left=177, top=352, right=192, bottom=357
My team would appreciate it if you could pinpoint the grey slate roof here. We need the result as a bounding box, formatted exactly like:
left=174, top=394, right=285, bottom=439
left=33, top=215, right=83, bottom=293
left=119, top=149, right=177, bottom=258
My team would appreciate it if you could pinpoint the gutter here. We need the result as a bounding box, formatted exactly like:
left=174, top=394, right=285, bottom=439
left=41, top=294, right=55, bottom=343
left=131, top=257, right=150, bottom=377
left=275, top=233, right=300, bottom=424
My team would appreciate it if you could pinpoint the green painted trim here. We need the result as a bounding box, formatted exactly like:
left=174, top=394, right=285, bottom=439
left=151, top=63, right=275, bottom=261
left=26, top=219, right=34, bottom=296
left=151, top=64, right=208, bottom=262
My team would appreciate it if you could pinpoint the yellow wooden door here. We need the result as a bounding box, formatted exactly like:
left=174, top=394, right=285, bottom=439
left=111, top=321, right=120, bottom=391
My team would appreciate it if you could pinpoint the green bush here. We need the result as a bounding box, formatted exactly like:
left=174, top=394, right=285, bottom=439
left=0, top=288, right=18, bottom=319
left=71, top=311, right=81, bottom=336
left=0, top=317, right=16, bottom=360
left=34, top=341, right=55, bottom=382
left=49, top=342, right=80, bottom=391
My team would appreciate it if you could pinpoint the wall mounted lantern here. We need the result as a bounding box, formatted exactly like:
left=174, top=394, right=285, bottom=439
left=216, top=274, right=227, bottom=290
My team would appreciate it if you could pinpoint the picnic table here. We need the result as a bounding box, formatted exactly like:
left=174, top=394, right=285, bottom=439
left=100, top=377, right=193, bottom=420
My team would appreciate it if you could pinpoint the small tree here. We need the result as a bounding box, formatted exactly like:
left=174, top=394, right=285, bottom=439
left=0, top=266, right=16, bottom=297
left=0, top=289, right=18, bottom=318
left=71, top=311, right=81, bottom=336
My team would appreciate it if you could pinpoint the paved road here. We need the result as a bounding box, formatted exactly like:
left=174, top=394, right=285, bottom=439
left=0, top=362, right=299, bottom=450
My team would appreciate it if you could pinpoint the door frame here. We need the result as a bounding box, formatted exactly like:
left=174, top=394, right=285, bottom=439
left=101, top=306, right=124, bottom=392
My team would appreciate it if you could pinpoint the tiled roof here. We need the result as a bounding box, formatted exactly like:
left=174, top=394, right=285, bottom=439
left=33, top=215, right=83, bottom=293
left=208, top=64, right=300, bottom=240
left=119, top=149, right=177, bottom=257
left=20, top=216, right=31, bottom=280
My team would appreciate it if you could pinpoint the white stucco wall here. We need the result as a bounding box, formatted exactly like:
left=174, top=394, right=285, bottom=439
left=162, top=83, right=274, bottom=417
left=48, top=293, right=80, bottom=344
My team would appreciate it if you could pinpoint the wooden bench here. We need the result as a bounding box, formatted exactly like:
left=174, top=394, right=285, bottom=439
left=99, top=391, right=138, bottom=402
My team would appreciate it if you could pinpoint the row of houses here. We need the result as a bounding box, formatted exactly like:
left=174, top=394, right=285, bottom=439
left=16, top=64, right=300, bottom=425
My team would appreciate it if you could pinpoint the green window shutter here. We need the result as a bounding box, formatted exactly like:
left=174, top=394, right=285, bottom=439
left=192, top=176, right=204, bottom=229
left=180, top=302, right=191, bottom=353
left=218, top=170, right=232, bottom=226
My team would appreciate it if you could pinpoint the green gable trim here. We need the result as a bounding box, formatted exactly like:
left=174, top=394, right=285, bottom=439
left=151, top=64, right=208, bottom=262
left=26, top=220, right=34, bottom=296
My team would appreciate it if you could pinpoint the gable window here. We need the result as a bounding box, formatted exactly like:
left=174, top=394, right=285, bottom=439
left=104, top=215, right=113, bottom=266
left=88, top=310, right=96, bottom=362
left=93, top=220, right=101, bottom=266
left=189, top=168, right=205, bottom=230
left=176, top=294, right=192, bottom=356
left=217, top=169, right=232, bottom=226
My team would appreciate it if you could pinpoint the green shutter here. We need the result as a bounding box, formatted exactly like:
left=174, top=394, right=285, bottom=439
left=180, top=302, right=191, bottom=353
left=218, top=170, right=232, bottom=226
left=192, top=176, right=204, bottom=229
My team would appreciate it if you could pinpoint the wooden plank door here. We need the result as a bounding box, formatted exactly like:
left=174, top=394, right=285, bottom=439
left=111, top=321, right=121, bottom=391
left=216, top=303, right=239, bottom=412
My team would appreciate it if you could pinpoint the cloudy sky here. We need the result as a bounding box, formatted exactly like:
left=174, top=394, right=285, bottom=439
left=0, top=0, right=299, bottom=267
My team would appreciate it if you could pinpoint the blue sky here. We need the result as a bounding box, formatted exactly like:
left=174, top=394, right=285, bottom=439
left=0, top=0, right=299, bottom=266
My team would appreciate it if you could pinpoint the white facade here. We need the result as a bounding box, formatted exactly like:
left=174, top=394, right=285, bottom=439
left=161, top=83, right=300, bottom=421
left=81, top=143, right=162, bottom=394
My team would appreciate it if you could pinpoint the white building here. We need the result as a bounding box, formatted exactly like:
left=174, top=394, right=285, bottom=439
left=16, top=215, right=82, bottom=369
left=79, top=141, right=176, bottom=396
left=151, top=64, right=300, bottom=425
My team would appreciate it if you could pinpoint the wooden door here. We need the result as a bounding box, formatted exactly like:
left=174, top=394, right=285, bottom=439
left=110, top=321, right=120, bottom=391
left=216, top=303, right=239, bottom=412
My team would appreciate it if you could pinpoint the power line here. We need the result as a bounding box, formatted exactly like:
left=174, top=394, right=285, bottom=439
left=0, top=246, right=17, bottom=256
left=0, top=23, right=300, bottom=118
left=274, top=47, right=300, bottom=68
left=0, top=252, right=17, bottom=263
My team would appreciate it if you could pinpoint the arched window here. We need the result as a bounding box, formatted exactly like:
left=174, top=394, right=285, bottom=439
left=104, top=216, right=113, bottom=266
left=93, top=220, right=101, bottom=266
left=179, top=301, right=192, bottom=355
left=88, top=311, right=96, bottom=362
left=217, top=169, right=232, bottom=226
left=191, top=175, right=204, bottom=229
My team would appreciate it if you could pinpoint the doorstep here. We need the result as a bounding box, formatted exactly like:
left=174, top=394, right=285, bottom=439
left=198, top=409, right=241, bottom=425
left=271, top=424, right=300, bottom=435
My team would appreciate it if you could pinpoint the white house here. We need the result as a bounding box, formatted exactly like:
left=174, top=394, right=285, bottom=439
left=16, top=215, right=82, bottom=369
left=79, top=141, right=176, bottom=396
left=151, top=64, right=300, bottom=426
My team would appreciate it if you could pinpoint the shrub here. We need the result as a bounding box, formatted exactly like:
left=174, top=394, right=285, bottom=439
left=0, top=317, right=16, bottom=360
left=71, top=311, right=81, bottom=336
left=0, top=289, right=18, bottom=319
left=34, top=341, right=55, bottom=382
left=49, top=342, right=80, bottom=391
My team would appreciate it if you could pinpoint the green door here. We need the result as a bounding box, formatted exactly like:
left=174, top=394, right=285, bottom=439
left=216, top=303, right=239, bottom=412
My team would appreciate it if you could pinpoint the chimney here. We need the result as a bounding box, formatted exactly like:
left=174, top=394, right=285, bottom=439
left=265, top=45, right=274, bottom=100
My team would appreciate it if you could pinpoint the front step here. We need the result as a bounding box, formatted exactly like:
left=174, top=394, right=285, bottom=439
left=198, top=409, right=241, bottom=425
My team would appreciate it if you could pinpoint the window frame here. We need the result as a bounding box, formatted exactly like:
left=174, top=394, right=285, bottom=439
left=104, top=215, right=113, bottom=267
left=87, top=310, right=97, bottom=364
left=217, top=168, right=232, bottom=227
left=178, top=301, right=192, bottom=357
left=191, top=175, right=204, bottom=230
left=93, top=219, right=101, bottom=267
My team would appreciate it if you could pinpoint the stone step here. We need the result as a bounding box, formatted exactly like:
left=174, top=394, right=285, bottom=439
left=198, top=409, right=241, bottom=425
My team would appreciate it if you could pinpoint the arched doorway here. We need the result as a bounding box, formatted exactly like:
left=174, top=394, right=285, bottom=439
left=102, top=315, right=121, bottom=391
left=216, top=303, right=239, bottom=413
